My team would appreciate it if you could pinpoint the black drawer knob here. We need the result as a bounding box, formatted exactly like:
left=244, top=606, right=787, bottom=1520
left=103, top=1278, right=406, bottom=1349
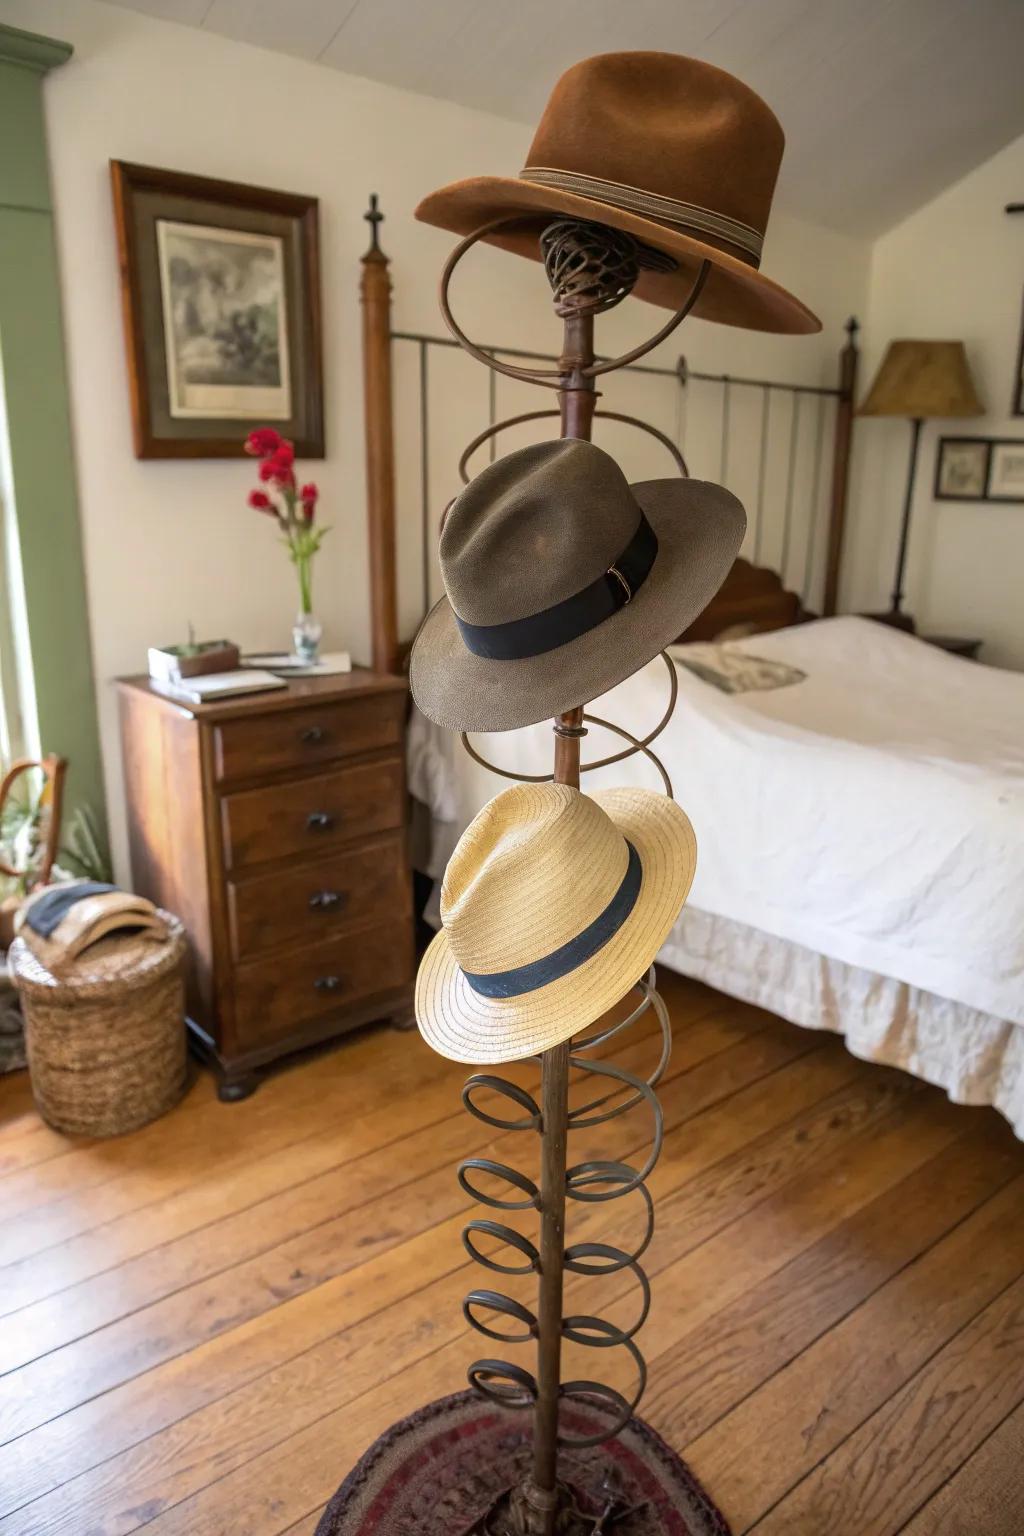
left=314, top=975, right=343, bottom=992
left=301, top=726, right=326, bottom=744
left=306, top=811, right=334, bottom=831
left=309, top=889, right=344, bottom=910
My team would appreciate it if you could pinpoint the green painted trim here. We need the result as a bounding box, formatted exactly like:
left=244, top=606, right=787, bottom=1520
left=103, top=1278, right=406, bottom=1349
left=0, top=22, right=72, bottom=73
left=0, top=38, right=107, bottom=856
left=0, top=47, right=54, bottom=211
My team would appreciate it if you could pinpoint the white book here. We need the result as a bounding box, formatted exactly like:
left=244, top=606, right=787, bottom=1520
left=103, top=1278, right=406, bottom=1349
left=155, top=669, right=288, bottom=704
left=242, top=651, right=353, bottom=677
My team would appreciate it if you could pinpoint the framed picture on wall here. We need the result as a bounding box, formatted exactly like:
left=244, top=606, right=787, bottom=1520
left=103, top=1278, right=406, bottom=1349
left=934, top=436, right=990, bottom=500
left=988, top=440, right=1024, bottom=501
left=1013, top=288, right=1024, bottom=416
left=110, top=162, right=323, bottom=459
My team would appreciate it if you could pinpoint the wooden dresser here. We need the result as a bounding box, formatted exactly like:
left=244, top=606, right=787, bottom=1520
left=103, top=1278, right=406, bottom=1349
left=117, top=668, right=414, bottom=1099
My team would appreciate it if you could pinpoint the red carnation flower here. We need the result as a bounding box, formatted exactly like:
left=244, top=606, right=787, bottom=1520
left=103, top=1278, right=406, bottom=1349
left=248, top=489, right=272, bottom=510
left=258, top=457, right=291, bottom=488
left=300, top=482, right=318, bottom=522
left=244, top=427, right=282, bottom=457
left=257, top=443, right=295, bottom=488
left=274, top=440, right=295, bottom=467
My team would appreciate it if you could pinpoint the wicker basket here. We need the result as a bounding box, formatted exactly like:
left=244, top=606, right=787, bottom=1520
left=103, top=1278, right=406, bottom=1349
left=8, top=910, right=188, bottom=1137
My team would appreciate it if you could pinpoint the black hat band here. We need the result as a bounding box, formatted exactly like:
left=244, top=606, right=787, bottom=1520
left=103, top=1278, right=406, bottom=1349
left=454, top=513, right=658, bottom=662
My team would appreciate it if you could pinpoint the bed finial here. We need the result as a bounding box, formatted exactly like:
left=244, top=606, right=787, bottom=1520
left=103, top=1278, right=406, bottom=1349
left=364, top=193, right=384, bottom=255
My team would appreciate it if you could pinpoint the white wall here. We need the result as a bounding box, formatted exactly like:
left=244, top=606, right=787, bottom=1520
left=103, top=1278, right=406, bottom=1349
left=845, top=134, right=1024, bottom=668
left=0, top=0, right=870, bottom=876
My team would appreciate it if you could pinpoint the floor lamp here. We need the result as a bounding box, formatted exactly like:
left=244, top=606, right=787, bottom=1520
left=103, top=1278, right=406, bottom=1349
left=858, top=339, right=983, bottom=632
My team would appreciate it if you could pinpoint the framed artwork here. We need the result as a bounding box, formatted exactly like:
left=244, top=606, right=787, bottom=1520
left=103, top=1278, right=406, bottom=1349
left=934, top=437, right=990, bottom=501
left=935, top=436, right=1024, bottom=503
left=988, top=439, right=1024, bottom=501
left=110, top=162, right=323, bottom=458
left=1013, top=288, right=1024, bottom=416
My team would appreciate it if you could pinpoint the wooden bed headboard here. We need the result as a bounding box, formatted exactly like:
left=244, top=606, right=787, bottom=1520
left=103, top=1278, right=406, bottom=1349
left=359, top=198, right=860, bottom=674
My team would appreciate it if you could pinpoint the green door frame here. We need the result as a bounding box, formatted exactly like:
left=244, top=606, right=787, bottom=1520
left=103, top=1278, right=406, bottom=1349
left=0, top=22, right=107, bottom=849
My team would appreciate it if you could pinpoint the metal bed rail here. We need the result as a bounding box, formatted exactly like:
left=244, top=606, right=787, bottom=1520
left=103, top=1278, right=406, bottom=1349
left=390, top=323, right=853, bottom=633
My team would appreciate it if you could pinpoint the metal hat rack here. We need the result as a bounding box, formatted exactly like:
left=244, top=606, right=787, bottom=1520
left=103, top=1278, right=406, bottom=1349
left=427, top=215, right=711, bottom=1535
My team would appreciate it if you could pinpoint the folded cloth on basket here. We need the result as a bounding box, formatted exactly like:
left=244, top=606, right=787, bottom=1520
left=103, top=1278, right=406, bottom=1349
left=18, top=882, right=167, bottom=973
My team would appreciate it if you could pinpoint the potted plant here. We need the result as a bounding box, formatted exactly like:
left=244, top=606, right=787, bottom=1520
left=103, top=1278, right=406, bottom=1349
left=147, top=625, right=240, bottom=682
left=245, top=428, right=328, bottom=663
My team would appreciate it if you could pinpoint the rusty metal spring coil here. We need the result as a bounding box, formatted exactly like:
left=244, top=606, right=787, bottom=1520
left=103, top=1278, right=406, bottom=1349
left=458, top=967, right=670, bottom=1446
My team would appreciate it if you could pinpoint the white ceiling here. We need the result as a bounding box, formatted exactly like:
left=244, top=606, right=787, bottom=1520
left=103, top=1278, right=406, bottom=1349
left=109, top=0, right=1024, bottom=237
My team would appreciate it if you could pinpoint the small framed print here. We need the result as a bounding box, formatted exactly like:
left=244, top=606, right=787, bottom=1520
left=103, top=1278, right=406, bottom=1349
left=987, top=440, right=1024, bottom=502
left=111, top=161, right=323, bottom=459
left=934, top=437, right=990, bottom=501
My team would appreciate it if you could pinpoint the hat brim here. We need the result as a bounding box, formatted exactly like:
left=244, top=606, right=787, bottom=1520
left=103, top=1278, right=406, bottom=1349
left=410, top=477, right=746, bottom=733
left=415, top=177, right=820, bottom=335
left=415, top=789, right=696, bottom=1064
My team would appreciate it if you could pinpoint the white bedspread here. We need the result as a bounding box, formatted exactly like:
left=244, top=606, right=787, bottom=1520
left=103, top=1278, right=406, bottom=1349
left=412, top=617, right=1024, bottom=1027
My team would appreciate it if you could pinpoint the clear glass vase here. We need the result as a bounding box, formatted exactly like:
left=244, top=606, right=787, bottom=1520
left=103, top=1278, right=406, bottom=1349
left=292, top=552, right=321, bottom=664
left=292, top=609, right=322, bottom=665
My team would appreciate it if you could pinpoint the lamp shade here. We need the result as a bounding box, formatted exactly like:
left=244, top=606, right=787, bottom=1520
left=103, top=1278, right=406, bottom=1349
left=858, top=340, right=984, bottom=419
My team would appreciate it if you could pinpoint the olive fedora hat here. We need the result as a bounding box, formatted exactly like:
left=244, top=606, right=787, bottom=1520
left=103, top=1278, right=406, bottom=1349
left=415, top=52, right=820, bottom=336
left=409, top=439, right=746, bottom=734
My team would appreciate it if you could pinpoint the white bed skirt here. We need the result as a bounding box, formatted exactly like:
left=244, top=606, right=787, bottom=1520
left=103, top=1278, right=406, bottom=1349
left=664, top=906, right=1024, bottom=1140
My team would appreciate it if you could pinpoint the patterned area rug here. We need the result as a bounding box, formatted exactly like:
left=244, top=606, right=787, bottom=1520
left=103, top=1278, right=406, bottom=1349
left=315, top=1391, right=731, bottom=1536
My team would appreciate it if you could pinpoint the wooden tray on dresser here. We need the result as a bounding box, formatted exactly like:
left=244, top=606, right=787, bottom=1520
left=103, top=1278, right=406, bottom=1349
left=117, top=667, right=415, bottom=1099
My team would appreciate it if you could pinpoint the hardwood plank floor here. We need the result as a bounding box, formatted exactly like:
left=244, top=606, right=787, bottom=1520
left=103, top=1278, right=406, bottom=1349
left=0, top=972, right=1021, bottom=1535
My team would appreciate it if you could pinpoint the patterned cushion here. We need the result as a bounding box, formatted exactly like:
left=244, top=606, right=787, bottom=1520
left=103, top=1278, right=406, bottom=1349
left=669, top=641, right=806, bottom=694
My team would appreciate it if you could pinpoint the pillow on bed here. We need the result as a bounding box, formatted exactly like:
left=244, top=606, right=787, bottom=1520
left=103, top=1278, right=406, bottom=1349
left=668, top=641, right=806, bottom=694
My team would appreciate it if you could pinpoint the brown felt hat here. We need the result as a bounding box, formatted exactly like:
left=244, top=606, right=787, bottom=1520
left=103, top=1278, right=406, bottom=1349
left=409, top=438, right=746, bottom=733
left=416, top=52, right=820, bottom=336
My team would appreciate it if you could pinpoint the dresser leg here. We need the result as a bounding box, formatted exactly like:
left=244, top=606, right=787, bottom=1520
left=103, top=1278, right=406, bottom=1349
left=218, top=1071, right=260, bottom=1103
left=389, top=1004, right=417, bottom=1033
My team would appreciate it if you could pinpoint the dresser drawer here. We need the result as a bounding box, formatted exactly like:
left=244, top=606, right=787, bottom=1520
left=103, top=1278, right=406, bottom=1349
left=233, top=920, right=411, bottom=1050
left=227, top=833, right=408, bottom=959
left=220, top=758, right=404, bottom=871
left=212, top=693, right=403, bottom=782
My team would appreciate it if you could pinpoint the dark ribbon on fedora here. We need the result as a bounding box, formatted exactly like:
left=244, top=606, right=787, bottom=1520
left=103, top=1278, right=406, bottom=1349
left=463, top=841, right=642, bottom=1000
left=454, top=514, right=658, bottom=662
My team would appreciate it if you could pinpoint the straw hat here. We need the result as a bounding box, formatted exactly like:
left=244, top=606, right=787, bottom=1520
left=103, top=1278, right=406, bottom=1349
left=410, top=438, right=746, bottom=734
left=416, top=783, right=696, bottom=1064
left=416, top=52, right=820, bottom=335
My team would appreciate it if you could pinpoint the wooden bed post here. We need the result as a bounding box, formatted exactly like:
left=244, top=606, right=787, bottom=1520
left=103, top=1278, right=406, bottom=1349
left=823, top=316, right=860, bottom=616
left=361, top=195, right=400, bottom=675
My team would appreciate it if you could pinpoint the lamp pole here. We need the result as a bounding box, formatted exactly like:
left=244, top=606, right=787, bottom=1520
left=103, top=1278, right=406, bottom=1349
left=889, top=416, right=922, bottom=629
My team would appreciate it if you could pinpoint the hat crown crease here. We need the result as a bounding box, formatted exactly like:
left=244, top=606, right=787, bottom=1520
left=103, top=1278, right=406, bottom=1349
left=441, top=440, right=642, bottom=627
left=523, top=51, right=784, bottom=244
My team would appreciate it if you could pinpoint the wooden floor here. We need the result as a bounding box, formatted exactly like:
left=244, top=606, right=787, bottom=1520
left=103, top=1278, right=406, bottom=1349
left=1, top=974, right=1023, bottom=1535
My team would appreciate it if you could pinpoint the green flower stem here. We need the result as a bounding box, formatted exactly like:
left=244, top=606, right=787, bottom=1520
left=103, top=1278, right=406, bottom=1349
left=296, top=550, right=313, bottom=615
left=270, top=483, right=328, bottom=619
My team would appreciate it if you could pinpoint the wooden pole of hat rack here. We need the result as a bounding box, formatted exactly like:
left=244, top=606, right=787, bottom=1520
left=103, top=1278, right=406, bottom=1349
left=533, top=270, right=598, bottom=1527
left=434, top=217, right=707, bottom=1536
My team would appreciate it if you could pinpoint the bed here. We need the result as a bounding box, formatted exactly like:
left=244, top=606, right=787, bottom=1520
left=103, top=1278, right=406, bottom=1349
left=358, top=200, right=1024, bottom=1135
left=408, top=617, right=1024, bottom=1133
